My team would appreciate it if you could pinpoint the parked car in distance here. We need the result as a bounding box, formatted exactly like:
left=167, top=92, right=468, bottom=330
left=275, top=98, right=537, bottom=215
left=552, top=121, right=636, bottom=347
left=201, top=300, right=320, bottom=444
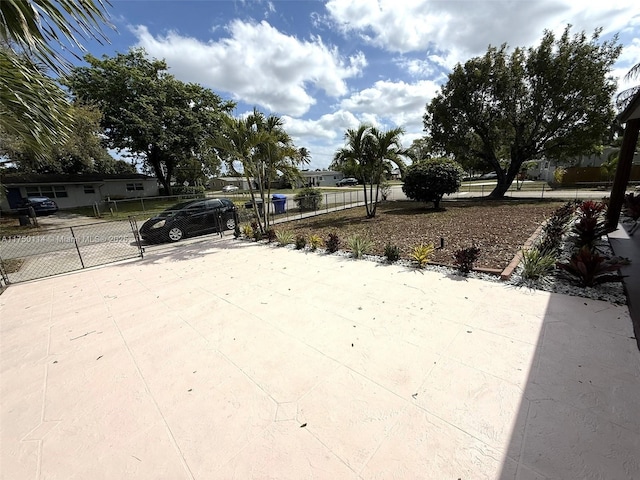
left=139, top=198, right=238, bottom=243
left=18, top=196, right=58, bottom=215
left=222, top=185, right=239, bottom=193
left=336, top=177, right=358, bottom=186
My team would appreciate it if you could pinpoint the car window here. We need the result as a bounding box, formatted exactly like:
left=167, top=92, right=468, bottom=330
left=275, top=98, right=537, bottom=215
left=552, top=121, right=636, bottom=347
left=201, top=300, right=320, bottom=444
left=205, top=199, right=223, bottom=209
left=185, top=202, right=206, bottom=212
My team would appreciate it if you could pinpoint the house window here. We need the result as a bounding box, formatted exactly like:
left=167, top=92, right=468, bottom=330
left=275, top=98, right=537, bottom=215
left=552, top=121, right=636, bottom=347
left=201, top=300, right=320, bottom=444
left=84, top=185, right=95, bottom=194
left=126, top=183, right=144, bottom=191
left=319, top=177, right=323, bottom=181
left=25, top=186, right=67, bottom=198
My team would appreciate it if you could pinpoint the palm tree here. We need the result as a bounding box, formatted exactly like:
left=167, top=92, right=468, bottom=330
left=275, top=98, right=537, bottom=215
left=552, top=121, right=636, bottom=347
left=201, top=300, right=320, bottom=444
left=616, top=61, right=640, bottom=111
left=213, top=108, right=307, bottom=232
left=334, top=124, right=407, bottom=218
left=0, top=0, right=112, bottom=159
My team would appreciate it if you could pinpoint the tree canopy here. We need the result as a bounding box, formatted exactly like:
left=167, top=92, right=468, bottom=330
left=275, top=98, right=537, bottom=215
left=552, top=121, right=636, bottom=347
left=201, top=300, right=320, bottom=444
left=1, top=102, right=133, bottom=175
left=332, top=124, right=408, bottom=218
left=64, top=48, right=235, bottom=194
left=424, top=26, right=621, bottom=198
left=402, top=158, right=464, bottom=209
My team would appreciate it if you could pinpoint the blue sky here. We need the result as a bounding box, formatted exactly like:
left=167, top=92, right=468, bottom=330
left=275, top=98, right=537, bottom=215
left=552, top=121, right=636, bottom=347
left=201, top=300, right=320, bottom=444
left=75, top=0, right=640, bottom=169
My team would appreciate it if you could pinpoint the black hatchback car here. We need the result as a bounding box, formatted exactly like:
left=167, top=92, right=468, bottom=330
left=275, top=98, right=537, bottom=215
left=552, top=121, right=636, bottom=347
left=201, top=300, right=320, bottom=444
left=139, top=198, right=238, bottom=243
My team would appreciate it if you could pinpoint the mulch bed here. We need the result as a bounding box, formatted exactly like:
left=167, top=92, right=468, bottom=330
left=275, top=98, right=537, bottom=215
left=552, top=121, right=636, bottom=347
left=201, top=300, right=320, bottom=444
left=280, top=199, right=563, bottom=271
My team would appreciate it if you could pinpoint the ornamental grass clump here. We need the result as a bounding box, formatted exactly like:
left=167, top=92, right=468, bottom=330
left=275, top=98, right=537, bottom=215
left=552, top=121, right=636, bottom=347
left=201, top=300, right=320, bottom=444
left=348, top=235, right=372, bottom=259
left=275, top=230, right=294, bottom=246
left=520, top=248, right=556, bottom=280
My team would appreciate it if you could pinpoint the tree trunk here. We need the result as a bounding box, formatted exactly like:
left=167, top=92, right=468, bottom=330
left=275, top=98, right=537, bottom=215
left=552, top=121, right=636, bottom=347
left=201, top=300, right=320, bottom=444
left=148, top=148, right=172, bottom=196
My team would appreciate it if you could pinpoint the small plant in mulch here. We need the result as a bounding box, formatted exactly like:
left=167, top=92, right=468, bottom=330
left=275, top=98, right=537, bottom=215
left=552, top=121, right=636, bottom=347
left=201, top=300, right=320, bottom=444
left=275, top=230, right=294, bottom=246
left=265, top=228, right=277, bottom=243
left=242, top=224, right=254, bottom=239
left=295, top=235, right=307, bottom=250
left=347, top=235, right=372, bottom=259
left=521, top=248, right=556, bottom=280
left=411, top=243, right=435, bottom=268
left=384, top=243, right=401, bottom=263
left=325, top=232, right=340, bottom=253
left=308, top=234, right=323, bottom=252
left=556, top=246, right=629, bottom=287
left=453, top=246, right=481, bottom=275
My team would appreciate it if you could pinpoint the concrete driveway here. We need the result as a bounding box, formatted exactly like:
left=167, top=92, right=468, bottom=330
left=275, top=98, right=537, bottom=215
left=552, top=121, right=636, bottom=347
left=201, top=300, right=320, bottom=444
left=1, top=239, right=639, bottom=479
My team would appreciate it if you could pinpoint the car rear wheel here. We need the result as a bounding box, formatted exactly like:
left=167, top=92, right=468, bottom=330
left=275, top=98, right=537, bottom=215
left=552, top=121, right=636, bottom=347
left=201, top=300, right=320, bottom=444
left=225, top=217, right=236, bottom=230
left=168, top=227, right=184, bottom=242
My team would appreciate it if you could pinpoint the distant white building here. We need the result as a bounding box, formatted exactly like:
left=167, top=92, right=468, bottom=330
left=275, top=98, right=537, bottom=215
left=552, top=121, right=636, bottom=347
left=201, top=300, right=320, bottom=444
left=296, top=170, right=344, bottom=188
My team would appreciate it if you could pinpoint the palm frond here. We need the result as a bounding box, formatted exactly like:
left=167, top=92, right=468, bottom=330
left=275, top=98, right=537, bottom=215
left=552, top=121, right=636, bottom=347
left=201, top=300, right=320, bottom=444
left=0, top=0, right=113, bottom=73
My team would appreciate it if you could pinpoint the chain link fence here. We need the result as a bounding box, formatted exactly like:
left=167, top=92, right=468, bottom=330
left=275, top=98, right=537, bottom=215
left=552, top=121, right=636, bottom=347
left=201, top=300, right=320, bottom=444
left=0, top=218, right=143, bottom=284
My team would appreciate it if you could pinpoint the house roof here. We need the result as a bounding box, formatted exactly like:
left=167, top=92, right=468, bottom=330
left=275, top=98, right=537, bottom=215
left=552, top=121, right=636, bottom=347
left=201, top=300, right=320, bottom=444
left=619, top=87, right=640, bottom=123
left=1, top=173, right=155, bottom=185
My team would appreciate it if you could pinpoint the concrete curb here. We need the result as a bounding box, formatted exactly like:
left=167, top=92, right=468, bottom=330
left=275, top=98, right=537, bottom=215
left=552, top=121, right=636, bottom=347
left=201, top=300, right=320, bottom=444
left=500, top=223, right=546, bottom=281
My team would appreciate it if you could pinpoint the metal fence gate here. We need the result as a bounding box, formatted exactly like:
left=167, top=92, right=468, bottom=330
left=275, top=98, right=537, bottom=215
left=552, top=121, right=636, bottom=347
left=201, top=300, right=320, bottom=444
left=0, top=217, right=144, bottom=285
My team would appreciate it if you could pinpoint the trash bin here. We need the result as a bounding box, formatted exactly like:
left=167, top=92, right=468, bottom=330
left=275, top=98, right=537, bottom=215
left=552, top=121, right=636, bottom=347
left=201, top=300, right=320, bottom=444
left=244, top=199, right=264, bottom=215
left=272, top=194, right=287, bottom=214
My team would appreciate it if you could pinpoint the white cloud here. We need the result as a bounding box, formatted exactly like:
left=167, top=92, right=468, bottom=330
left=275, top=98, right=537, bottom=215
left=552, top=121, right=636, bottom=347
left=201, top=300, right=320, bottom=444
left=339, top=79, right=439, bottom=128
left=325, top=0, right=640, bottom=67
left=131, top=20, right=367, bottom=116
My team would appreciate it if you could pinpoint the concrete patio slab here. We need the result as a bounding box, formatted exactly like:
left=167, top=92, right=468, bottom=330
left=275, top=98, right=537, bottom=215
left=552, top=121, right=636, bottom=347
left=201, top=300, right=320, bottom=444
left=1, top=239, right=639, bottom=479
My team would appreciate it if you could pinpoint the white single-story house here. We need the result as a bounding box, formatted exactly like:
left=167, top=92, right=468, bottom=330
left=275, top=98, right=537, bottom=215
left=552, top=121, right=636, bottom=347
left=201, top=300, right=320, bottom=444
left=208, top=176, right=254, bottom=191
left=296, top=170, right=344, bottom=188
left=0, top=173, right=159, bottom=211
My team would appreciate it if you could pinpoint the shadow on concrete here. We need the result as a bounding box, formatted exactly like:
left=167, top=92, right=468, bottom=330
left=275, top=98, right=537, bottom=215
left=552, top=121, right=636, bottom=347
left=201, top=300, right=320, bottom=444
left=497, top=239, right=640, bottom=478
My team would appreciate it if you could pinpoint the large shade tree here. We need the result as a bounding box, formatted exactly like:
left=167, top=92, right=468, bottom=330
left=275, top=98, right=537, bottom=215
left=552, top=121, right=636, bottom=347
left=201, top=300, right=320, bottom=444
left=64, top=48, right=235, bottom=194
left=332, top=124, right=407, bottom=218
left=424, top=26, right=621, bottom=198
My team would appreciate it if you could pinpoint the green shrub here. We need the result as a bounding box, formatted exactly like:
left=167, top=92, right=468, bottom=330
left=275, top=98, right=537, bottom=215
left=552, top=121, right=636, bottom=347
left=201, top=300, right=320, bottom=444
left=453, top=246, right=480, bottom=274
left=411, top=243, right=435, bottom=268
left=521, top=248, right=556, bottom=280
left=384, top=243, right=401, bottom=263
left=233, top=223, right=241, bottom=239
left=325, top=232, right=340, bottom=253
left=275, top=230, right=294, bottom=246
left=293, top=187, right=323, bottom=211
left=347, top=235, right=372, bottom=259
left=308, top=234, right=323, bottom=251
left=402, top=158, right=464, bottom=209
left=295, top=235, right=307, bottom=250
